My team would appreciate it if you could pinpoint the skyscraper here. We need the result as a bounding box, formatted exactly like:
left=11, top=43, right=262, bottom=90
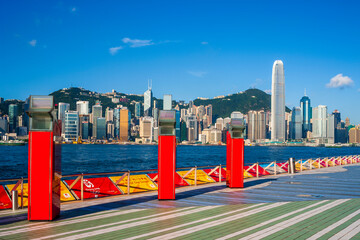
left=64, top=110, right=79, bottom=141
left=8, top=104, right=18, bottom=133
left=326, top=114, right=335, bottom=144
left=300, top=92, right=312, bottom=138
left=332, top=110, right=341, bottom=128
left=58, top=102, right=70, bottom=135
left=92, top=104, right=102, bottom=138
left=247, top=110, right=266, bottom=141
left=135, top=102, right=141, bottom=118
left=76, top=101, right=89, bottom=115
left=119, top=107, right=130, bottom=142
left=0, top=117, right=8, bottom=135
left=271, top=60, right=285, bottom=142
left=205, top=104, right=213, bottom=126
left=96, top=117, right=106, bottom=140
left=144, top=83, right=153, bottom=117
left=290, top=107, right=302, bottom=140
left=163, top=94, right=172, bottom=110
left=105, top=107, right=114, bottom=122
left=312, top=105, right=328, bottom=138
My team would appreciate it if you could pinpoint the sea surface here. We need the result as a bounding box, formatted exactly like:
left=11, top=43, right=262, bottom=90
left=1, top=144, right=360, bottom=180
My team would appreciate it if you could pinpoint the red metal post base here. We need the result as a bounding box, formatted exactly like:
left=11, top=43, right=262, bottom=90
left=158, top=135, right=176, bottom=200
left=28, top=131, right=61, bottom=220
left=226, top=134, right=244, bottom=188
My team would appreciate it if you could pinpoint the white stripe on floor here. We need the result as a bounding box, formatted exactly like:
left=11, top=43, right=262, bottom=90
left=238, top=199, right=349, bottom=240
left=125, top=203, right=267, bottom=240
left=308, top=209, right=360, bottom=240
left=0, top=208, right=146, bottom=237
left=217, top=200, right=328, bottom=240
left=147, top=202, right=289, bottom=240
left=38, top=206, right=214, bottom=240
left=329, top=219, right=360, bottom=240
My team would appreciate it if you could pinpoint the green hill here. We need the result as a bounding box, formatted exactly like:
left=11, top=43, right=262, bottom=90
left=1, top=87, right=289, bottom=120
left=194, top=88, right=290, bottom=120
left=50, top=87, right=161, bottom=117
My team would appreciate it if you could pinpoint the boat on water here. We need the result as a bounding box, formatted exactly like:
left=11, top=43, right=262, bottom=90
left=0, top=140, right=26, bottom=146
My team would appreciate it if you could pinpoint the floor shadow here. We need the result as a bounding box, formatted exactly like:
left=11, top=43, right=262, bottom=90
left=0, top=213, right=27, bottom=225
left=244, top=178, right=277, bottom=188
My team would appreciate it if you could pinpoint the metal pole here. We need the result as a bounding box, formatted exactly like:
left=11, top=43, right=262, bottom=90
left=219, top=164, right=222, bottom=182
left=288, top=158, right=295, bottom=174
left=256, top=163, right=259, bottom=178
left=127, top=170, right=130, bottom=195
left=194, top=166, right=197, bottom=186
left=12, top=190, right=18, bottom=211
left=300, top=160, right=303, bottom=172
left=274, top=161, right=277, bottom=175
left=21, top=177, right=24, bottom=209
left=81, top=174, right=84, bottom=201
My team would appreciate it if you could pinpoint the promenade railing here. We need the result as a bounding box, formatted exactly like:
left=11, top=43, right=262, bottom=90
left=0, top=155, right=359, bottom=209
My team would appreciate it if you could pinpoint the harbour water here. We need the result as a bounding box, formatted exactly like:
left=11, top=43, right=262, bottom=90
left=1, top=144, right=360, bottom=180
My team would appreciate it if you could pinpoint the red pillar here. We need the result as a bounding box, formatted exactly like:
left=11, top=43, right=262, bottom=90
left=158, top=135, right=176, bottom=200
left=28, top=124, right=61, bottom=220
left=226, top=134, right=244, bottom=188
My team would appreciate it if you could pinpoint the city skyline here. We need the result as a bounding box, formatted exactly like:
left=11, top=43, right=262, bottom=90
left=1, top=1, right=360, bottom=122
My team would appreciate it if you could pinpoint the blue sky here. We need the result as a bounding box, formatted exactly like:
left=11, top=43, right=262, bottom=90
left=1, top=1, right=360, bottom=122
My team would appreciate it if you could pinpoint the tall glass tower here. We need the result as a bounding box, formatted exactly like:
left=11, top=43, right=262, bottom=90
left=271, top=60, right=285, bottom=142
left=144, top=83, right=153, bottom=117
left=8, top=104, right=18, bottom=133
left=300, top=91, right=312, bottom=138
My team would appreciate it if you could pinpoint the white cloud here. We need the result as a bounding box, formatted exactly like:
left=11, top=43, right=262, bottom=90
left=264, top=89, right=271, bottom=94
left=109, top=46, right=123, bottom=55
left=122, top=37, right=154, bottom=48
left=71, top=7, right=77, bottom=12
left=187, top=71, right=207, bottom=78
left=29, top=39, right=37, bottom=47
left=201, top=41, right=208, bottom=45
left=326, top=74, right=354, bottom=88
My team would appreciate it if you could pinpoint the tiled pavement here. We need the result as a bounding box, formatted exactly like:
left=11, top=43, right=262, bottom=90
left=1, top=164, right=360, bottom=239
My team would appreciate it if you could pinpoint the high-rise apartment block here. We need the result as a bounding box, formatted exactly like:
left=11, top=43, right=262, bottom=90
left=58, top=102, right=70, bottom=135
left=163, top=94, right=172, bottom=110
left=64, top=110, right=79, bottom=141
left=247, top=110, right=266, bottom=141
left=349, top=127, right=360, bottom=143
left=139, top=117, right=154, bottom=143
left=76, top=101, right=89, bottom=115
left=312, top=105, right=328, bottom=139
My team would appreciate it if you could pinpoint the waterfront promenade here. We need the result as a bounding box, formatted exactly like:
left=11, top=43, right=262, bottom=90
left=1, top=164, right=360, bottom=239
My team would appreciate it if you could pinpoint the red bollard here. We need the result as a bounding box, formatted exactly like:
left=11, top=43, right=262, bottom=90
left=27, top=96, right=61, bottom=220
left=158, top=110, right=176, bottom=200
left=226, top=119, right=245, bottom=188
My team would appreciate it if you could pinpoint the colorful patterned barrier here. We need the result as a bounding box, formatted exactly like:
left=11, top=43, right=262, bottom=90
left=110, top=174, right=157, bottom=194
left=1, top=155, right=359, bottom=210
left=0, top=185, right=11, bottom=210
left=64, top=177, right=122, bottom=199
left=203, top=167, right=226, bottom=182
left=148, top=172, right=190, bottom=187
left=177, top=170, right=215, bottom=185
